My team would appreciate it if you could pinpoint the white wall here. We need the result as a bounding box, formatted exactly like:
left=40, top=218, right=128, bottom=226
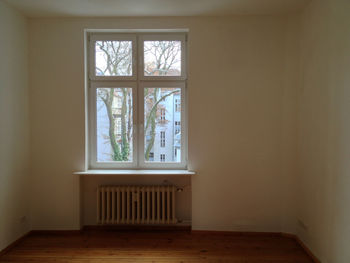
left=0, top=1, right=30, bottom=251
left=3, top=1, right=350, bottom=261
left=4, top=1, right=350, bottom=261
left=28, top=16, right=299, bottom=233
left=280, top=13, right=301, bottom=235
left=297, top=0, right=350, bottom=262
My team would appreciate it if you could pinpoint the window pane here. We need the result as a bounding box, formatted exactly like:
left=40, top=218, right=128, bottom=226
left=144, top=41, right=181, bottom=76
left=96, top=88, right=133, bottom=162
left=144, top=87, right=181, bottom=162
left=95, top=41, right=132, bottom=76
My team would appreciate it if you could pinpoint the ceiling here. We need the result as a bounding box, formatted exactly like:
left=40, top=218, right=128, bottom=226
left=4, top=0, right=311, bottom=17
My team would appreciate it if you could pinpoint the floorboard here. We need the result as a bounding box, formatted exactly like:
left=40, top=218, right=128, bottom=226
left=0, top=230, right=314, bottom=263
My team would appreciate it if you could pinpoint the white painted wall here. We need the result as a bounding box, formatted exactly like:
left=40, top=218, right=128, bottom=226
left=27, top=16, right=299, bottom=233
left=3, top=1, right=350, bottom=261
left=0, top=1, right=30, bottom=251
left=4, top=1, right=350, bottom=261
left=297, top=0, right=350, bottom=262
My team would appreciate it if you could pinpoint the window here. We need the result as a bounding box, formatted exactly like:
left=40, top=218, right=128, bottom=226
left=160, top=131, right=165, bottom=147
left=149, top=152, right=154, bottom=161
left=175, top=99, right=181, bottom=112
left=160, top=108, right=166, bottom=122
left=96, top=87, right=133, bottom=163
left=175, top=121, right=181, bottom=134
left=87, top=32, right=187, bottom=169
left=144, top=41, right=181, bottom=76
left=95, top=40, right=133, bottom=76
left=115, top=118, right=122, bottom=136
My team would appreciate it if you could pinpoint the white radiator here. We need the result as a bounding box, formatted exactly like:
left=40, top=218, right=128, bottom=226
left=97, top=185, right=177, bottom=225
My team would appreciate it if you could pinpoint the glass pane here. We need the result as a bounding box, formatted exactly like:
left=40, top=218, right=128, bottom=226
left=96, top=88, right=133, bottom=162
left=144, top=41, right=181, bottom=76
left=95, top=41, right=132, bottom=76
left=144, top=87, right=181, bottom=162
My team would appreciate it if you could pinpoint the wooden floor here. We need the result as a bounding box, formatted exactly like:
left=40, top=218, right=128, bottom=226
left=0, top=230, right=314, bottom=263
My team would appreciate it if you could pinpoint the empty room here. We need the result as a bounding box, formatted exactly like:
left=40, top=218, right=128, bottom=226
left=0, top=0, right=349, bottom=262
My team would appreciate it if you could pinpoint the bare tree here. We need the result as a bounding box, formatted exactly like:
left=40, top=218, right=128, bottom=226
left=96, top=41, right=132, bottom=76
left=97, top=88, right=122, bottom=160
left=144, top=41, right=181, bottom=76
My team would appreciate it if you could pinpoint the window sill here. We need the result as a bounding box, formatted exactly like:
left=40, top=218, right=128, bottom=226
left=74, top=170, right=196, bottom=176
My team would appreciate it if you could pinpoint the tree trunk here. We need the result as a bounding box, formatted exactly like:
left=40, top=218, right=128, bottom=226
left=121, top=88, right=129, bottom=161
left=102, top=88, right=122, bottom=161
left=144, top=88, right=158, bottom=160
left=127, top=89, right=132, bottom=143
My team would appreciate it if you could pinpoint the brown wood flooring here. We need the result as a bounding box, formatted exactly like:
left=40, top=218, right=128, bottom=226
left=0, top=230, right=314, bottom=263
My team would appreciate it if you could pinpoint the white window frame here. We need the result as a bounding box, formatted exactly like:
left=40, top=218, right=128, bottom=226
left=87, top=31, right=188, bottom=170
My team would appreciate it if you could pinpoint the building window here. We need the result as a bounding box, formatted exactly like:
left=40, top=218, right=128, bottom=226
left=160, top=131, right=165, bottom=147
left=175, top=99, right=181, bottom=112
left=149, top=152, right=154, bottom=161
left=87, top=31, right=187, bottom=169
left=115, top=118, right=122, bottom=136
left=175, top=121, right=181, bottom=134
left=160, top=108, right=166, bottom=121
